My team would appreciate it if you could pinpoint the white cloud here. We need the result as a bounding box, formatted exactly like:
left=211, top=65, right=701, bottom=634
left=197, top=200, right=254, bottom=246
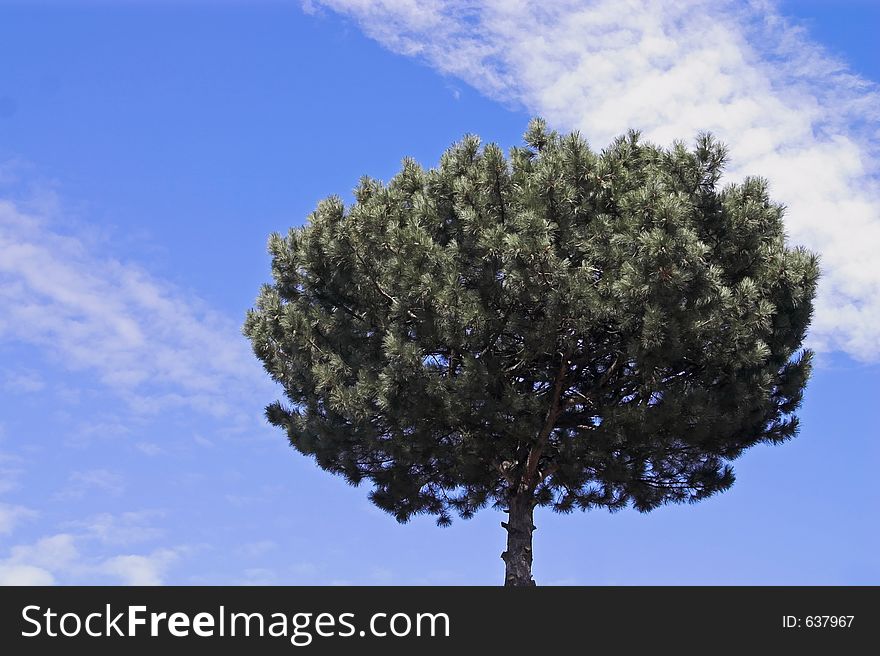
left=99, top=549, right=179, bottom=586
left=0, top=198, right=271, bottom=417
left=134, top=442, right=164, bottom=456
left=2, top=368, right=45, bottom=393
left=0, top=526, right=184, bottom=586
left=0, top=451, right=25, bottom=494
left=0, top=564, right=55, bottom=585
left=0, top=502, right=36, bottom=535
left=369, top=565, right=394, bottom=583
left=56, top=469, right=125, bottom=500
left=0, top=468, right=22, bottom=495
left=311, top=0, right=880, bottom=361
left=0, top=533, right=80, bottom=572
left=236, top=540, right=278, bottom=559
left=70, top=420, right=131, bottom=444
left=66, top=511, right=165, bottom=547
left=193, top=434, right=215, bottom=448
left=237, top=567, right=278, bottom=584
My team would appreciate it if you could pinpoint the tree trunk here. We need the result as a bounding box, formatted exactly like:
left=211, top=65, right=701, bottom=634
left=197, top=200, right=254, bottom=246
left=502, top=494, right=536, bottom=586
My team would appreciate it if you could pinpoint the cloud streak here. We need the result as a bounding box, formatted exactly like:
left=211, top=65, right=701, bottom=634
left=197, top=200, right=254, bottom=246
left=0, top=197, right=270, bottom=418
left=0, top=512, right=183, bottom=586
left=0, top=502, right=35, bottom=535
left=311, top=0, right=880, bottom=360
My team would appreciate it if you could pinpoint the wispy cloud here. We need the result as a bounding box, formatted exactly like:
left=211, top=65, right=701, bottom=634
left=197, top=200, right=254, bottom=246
left=0, top=512, right=185, bottom=586
left=0, top=468, right=23, bottom=495
left=311, top=0, right=880, bottom=361
left=236, top=567, right=279, bottom=585
left=56, top=469, right=125, bottom=500
left=0, top=533, right=78, bottom=585
left=0, top=563, right=56, bottom=585
left=134, top=442, right=165, bottom=457
left=64, top=510, right=165, bottom=547
left=0, top=502, right=35, bottom=535
left=236, top=539, right=278, bottom=559
left=0, top=196, right=270, bottom=419
left=99, top=549, right=180, bottom=586
left=0, top=451, right=25, bottom=495
left=1, top=368, right=46, bottom=394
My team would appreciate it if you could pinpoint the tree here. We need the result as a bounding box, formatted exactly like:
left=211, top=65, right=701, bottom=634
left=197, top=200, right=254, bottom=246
left=243, top=119, right=819, bottom=586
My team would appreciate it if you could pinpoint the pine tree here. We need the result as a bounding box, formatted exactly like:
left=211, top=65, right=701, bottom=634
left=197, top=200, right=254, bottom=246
left=243, top=119, right=819, bottom=586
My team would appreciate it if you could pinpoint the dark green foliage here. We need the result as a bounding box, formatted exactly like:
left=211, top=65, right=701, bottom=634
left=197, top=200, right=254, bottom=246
left=244, top=119, right=818, bottom=526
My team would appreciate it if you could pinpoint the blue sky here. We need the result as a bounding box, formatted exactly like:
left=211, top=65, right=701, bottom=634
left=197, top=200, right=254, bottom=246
left=0, top=0, right=877, bottom=585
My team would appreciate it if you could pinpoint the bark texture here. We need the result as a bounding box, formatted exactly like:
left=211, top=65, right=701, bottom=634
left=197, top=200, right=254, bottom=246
left=502, top=495, right=536, bottom=586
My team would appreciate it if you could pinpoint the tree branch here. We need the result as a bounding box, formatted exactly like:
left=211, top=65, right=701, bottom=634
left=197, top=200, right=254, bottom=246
left=521, top=351, right=570, bottom=492
left=349, top=243, right=418, bottom=321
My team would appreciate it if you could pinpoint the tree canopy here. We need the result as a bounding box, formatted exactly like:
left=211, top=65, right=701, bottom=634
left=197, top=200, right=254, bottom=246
left=244, top=119, right=818, bottom=584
